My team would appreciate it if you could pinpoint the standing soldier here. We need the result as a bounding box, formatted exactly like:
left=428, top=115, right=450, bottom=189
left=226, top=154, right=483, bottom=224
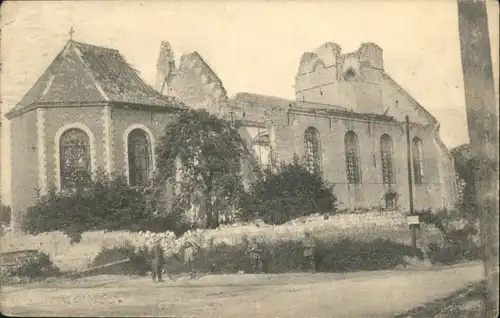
left=151, top=239, right=165, bottom=283
left=183, top=240, right=197, bottom=279
left=303, top=231, right=316, bottom=273
left=247, top=237, right=263, bottom=274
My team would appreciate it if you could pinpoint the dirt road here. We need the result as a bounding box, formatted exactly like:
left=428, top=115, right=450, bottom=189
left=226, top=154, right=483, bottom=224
left=1, top=262, right=483, bottom=317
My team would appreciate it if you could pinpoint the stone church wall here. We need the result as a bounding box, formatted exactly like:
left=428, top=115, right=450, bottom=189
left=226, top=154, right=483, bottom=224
left=273, top=112, right=446, bottom=212
left=10, top=111, right=38, bottom=231
left=110, top=107, right=178, bottom=178
left=42, top=107, right=105, bottom=190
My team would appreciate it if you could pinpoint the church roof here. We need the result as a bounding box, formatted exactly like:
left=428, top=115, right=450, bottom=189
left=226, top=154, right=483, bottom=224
left=5, top=40, right=185, bottom=119
left=230, top=92, right=293, bottom=109
left=230, top=92, right=351, bottom=115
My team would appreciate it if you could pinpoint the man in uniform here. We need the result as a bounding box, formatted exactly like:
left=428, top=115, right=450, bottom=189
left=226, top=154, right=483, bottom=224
left=151, top=239, right=165, bottom=283
left=183, top=240, right=197, bottom=279
left=247, top=237, right=263, bottom=274
left=303, top=231, right=316, bottom=273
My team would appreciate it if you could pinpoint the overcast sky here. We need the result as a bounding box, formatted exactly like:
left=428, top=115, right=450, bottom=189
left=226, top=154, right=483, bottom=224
left=1, top=1, right=499, bottom=203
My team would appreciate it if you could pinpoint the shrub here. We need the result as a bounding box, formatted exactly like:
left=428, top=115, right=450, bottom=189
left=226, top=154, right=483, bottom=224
left=90, top=243, right=150, bottom=276
left=22, top=170, right=189, bottom=244
left=85, top=235, right=422, bottom=277
left=418, top=208, right=481, bottom=265
left=0, top=205, right=11, bottom=236
left=451, top=144, right=478, bottom=219
left=241, top=154, right=337, bottom=225
left=0, top=205, right=11, bottom=226
left=1, top=250, right=60, bottom=284
left=163, top=237, right=422, bottom=275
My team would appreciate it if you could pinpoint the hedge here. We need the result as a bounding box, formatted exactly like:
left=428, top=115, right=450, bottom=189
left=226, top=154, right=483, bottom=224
left=90, top=237, right=424, bottom=276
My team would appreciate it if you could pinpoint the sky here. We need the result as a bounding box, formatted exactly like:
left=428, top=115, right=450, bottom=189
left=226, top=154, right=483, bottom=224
left=1, top=0, right=499, bottom=204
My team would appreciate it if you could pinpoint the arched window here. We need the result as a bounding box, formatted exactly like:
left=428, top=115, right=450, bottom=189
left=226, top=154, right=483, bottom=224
left=345, top=131, right=362, bottom=184
left=380, top=134, right=395, bottom=186
left=252, top=133, right=270, bottom=170
left=304, top=127, right=321, bottom=174
left=128, top=129, right=152, bottom=186
left=344, top=68, right=356, bottom=81
left=412, top=137, right=425, bottom=185
left=313, top=60, right=325, bottom=72
left=60, top=128, right=91, bottom=190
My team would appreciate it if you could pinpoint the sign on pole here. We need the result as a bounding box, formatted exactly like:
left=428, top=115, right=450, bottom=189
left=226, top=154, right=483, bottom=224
left=407, top=215, right=420, bottom=225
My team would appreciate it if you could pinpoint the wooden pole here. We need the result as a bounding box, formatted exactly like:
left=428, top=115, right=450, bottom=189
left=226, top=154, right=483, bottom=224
left=457, top=0, right=499, bottom=316
left=405, top=115, right=417, bottom=258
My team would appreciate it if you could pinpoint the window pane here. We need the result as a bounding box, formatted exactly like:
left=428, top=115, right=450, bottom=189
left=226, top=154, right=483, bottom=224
left=304, top=127, right=321, bottom=174
left=412, top=138, right=425, bottom=184
left=60, top=128, right=91, bottom=189
left=380, top=134, right=394, bottom=185
left=345, top=131, right=361, bottom=184
left=128, top=129, right=152, bottom=186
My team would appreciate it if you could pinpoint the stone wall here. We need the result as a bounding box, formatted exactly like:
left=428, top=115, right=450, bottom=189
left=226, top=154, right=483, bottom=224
left=295, top=43, right=385, bottom=114
left=110, top=107, right=178, bottom=178
left=273, top=111, right=448, bottom=211
left=0, top=210, right=442, bottom=271
left=42, top=107, right=105, bottom=190
left=10, top=111, right=38, bottom=231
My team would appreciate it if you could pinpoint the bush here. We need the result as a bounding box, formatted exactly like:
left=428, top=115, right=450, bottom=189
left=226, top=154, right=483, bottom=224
left=163, top=237, right=422, bottom=275
left=0, top=205, right=11, bottom=226
left=85, top=235, right=422, bottom=277
left=90, top=243, right=150, bottom=276
left=427, top=226, right=482, bottom=265
left=241, top=154, right=337, bottom=225
left=1, top=250, right=60, bottom=284
left=419, top=208, right=481, bottom=265
left=22, top=170, right=189, bottom=244
left=0, top=205, right=11, bottom=236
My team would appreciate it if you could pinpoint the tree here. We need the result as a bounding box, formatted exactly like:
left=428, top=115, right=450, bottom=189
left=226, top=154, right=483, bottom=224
left=154, top=109, right=248, bottom=229
left=241, top=154, right=337, bottom=225
left=457, top=1, right=499, bottom=316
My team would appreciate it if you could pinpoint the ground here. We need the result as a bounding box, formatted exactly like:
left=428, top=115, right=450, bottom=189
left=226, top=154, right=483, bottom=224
left=1, top=262, right=483, bottom=318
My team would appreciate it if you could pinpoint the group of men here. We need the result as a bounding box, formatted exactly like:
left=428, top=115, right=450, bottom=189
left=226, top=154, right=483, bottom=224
left=245, top=232, right=317, bottom=274
left=150, top=240, right=197, bottom=283
left=149, top=231, right=317, bottom=283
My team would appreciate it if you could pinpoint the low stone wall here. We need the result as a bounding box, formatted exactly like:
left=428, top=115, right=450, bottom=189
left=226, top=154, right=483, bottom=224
left=0, top=210, right=442, bottom=271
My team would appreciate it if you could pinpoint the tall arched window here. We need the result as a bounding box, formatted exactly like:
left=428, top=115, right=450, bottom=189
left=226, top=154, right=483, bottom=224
left=128, top=129, right=152, bottom=186
left=252, top=133, right=270, bottom=170
left=345, top=131, right=362, bottom=184
left=304, top=126, right=321, bottom=174
left=60, top=128, right=91, bottom=190
left=412, top=137, right=425, bottom=185
left=380, top=134, right=395, bottom=186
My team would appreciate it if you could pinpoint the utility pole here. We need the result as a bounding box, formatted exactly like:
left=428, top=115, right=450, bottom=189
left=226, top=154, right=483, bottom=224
left=457, top=0, right=499, bottom=316
left=405, top=115, right=418, bottom=258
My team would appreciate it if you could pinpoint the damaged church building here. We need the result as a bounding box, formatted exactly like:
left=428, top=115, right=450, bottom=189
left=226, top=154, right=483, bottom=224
left=5, top=39, right=458, bottom=231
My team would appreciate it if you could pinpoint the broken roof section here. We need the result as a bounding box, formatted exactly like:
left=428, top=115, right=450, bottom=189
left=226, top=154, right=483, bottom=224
left=5, top=40, right=185, bottom=119
left=230, top=92, right=348, bottom=112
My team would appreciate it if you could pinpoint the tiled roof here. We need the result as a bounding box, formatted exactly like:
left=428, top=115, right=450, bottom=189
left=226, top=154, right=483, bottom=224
left=290, top=107, right=398, bottom=123
left=230, top=92, right=348, bottom=112
left=230, top=92, right=293, bottom=109
left=6, top=40, right=185, bottom=119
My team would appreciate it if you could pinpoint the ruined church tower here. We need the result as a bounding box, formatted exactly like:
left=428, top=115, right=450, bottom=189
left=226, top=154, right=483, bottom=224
left=154, top=41, right=229, bottom=115
left=295, top=42, right=385, bottom=114
left=155, top=41, right=176, bottom=95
